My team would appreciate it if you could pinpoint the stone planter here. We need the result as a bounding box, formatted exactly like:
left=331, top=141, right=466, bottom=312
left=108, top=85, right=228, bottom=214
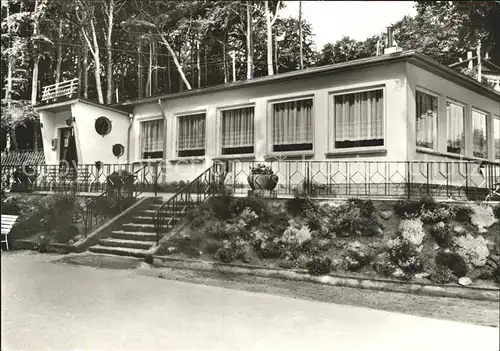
left=247, top=174, right=279, bottom=191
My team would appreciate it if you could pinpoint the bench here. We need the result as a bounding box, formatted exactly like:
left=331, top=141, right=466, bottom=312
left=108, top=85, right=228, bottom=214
left=1, top=214, right=18, bottom=251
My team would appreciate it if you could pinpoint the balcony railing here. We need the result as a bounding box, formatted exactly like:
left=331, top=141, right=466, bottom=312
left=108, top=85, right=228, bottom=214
left=41, top=78, right=79, bottom=102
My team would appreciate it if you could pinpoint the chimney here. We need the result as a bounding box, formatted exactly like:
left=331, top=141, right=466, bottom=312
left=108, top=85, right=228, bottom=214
left=467, top=51, right=473, bottom=69
left=387, top=27, right=393, bottom=48
left=384, top=26, right=403, bottom=55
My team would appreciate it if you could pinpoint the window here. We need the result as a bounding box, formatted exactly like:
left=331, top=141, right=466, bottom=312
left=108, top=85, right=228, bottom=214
left=272, top=98, right=313, bottom=152
left=177, top=113, right=206, bottom=157
left=416, top=90, right=438, bottom=149
left=494, top=116, right=500, bottom=161
left=95, top=116, right=112, bottom=136
left=333, top=89, right=384, bottom=149
left=472, top=110, right=488, bottom=159
left=140, top=119, right=163, bottom=159
left=221, top=106, right=254, bottom=155
left=446, top=101, right=465, bottom=154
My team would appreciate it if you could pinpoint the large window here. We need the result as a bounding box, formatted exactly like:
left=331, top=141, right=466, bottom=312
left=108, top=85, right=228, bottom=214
left=140, top=119, right=164, bottom=159
left=177, top=113, right=206, bottom=157
left=446, top=101, right=465, bottom=154
left=221, top=106, right=254, bottom=155
left=494, top=116, right=500, bottom=162
left=272, top=98, right=313, bottom=152
left=333, top=89, right=384, bottom=149
left=416, top=90, right=438, bottom=150
left=472, top=110, right=488, bottom=159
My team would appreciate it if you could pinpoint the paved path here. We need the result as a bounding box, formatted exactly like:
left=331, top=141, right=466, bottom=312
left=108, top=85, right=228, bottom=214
left=2, top=251, right=499, bottom=351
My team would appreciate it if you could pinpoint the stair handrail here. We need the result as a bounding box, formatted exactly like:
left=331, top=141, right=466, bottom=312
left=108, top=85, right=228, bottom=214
left=153, top=162, right=226, bottom=245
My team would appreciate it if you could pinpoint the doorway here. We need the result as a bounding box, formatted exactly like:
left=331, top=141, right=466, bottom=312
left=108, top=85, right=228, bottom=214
left=59, top=127, right=78, bottom=175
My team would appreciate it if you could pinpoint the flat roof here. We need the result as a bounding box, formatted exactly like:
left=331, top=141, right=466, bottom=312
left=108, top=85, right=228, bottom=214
left=117, top=50, right=500, bottom=107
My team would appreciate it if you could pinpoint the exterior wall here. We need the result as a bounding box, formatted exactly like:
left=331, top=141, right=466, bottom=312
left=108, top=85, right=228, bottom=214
left=406, top=62, right=500, bottom=163
left=71, top=102, right=130, bottom=164
left=132, top=62, right=409, bottom=182
left=40, top=109, right=72, bottom=164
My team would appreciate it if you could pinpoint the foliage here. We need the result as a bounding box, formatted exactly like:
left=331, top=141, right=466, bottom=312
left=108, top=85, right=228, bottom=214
left=342, top=241, right=373, bottom=271
left=493, top=205, right=500, bottom=219
left=469, top=204, right=498, bottom=228
left=372, top=252, right=397, bottom=277
left=387, top=237, right=424, bottom=274
left=209, top=195, right=233, bottom=220
left=53, top=224, right=79, bottom=244
left=346, top=198, right=375, bottom=217
left=429, top=265, right=456, bottom=284
left=453, top=234, right=489, bottom=267
left=1, top=195, right=22, bottom=214
left=430, top=222, right=454, bottom=247
left=393, top=196, right=437, bottom=218
left=229, top=196, right=269, bottom=218
left=249, top=163, right=274, bottom=176
left=169, top=235, right=203, bottom=258
left=435, top=251, right=468, bottom=278
left=453, top=205, right=473, bottom=223
left=306, top=256, right=332, bottom=276
left=397, top=219, right=426, bottom=246
left=214, top=247, right=234, bottom=263
left=419, top=205, right=455, bottom=224
left=285, top=197, right=310, bottom=217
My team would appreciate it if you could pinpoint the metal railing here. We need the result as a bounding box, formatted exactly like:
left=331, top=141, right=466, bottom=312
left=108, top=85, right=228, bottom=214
left=224, top=160, right=500, bottom=200
left=41, top=78, right=79, bottom=102
left=153, top=163, right=226, bottom=245
left=1, top=150, right=45, bottom=166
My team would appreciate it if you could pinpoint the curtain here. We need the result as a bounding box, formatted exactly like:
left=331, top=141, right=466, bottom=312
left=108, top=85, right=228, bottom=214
left=472, top=110, right=487, bottom=158
left=140, top=119, right=164, bottom=157
left=334, top=90, right=383, bottom=142
left=446, top=102, right=464, bottom=153
left=222, top=107, right=254, bottom=148
left=178, top=113, right=206, bottom=151
left=416, top=91, right=438, bottom=149
left=272, top=99, right=313, bottom=146
left=495, top=117, right=500, bottom=161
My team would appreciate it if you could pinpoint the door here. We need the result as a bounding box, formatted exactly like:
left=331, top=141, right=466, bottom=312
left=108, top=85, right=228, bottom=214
left=59, top=127, right=78, bottom=175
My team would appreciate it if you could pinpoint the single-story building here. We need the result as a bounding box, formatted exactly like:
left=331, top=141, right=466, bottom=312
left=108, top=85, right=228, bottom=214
left=32, top=50, right=500, bottom=198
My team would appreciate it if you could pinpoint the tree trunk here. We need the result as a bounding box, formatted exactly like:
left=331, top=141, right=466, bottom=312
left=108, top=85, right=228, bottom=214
left=196, top=40, right=201, bottom=88
left=223, top=43, right=227, bottom=83
left=81, top=19, right=104, bottom=104
left=159, top=33, right=192, bottom=90
left=191, top=40, right=195, bottom=88
left=146, top=41, right=152, bottom=96
left=138, top=45, right=143, bottom=98
left=246, top=0, right=253, bottom=79
left=204, top=45, right=207, bottom=87
left=31, top=0, right=40, bottom=105
left=265, top=1, right=274, bottom=76
left=105, top=0, right=114, bottom=104
left=77, top=41, right=82, bottom=97
left=299, top=1, right=303, bottom=69
left=55, top=19, right=63, bottom=84
left=153, top=41, right=158, bottom=94
left=83, top=40, right=89, bottom=98
left=167, top=53, right=171, bottom=93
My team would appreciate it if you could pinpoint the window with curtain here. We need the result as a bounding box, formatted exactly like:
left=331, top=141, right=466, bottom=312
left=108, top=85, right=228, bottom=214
left=416, top=90, right=438, bottom=149
left=333, top=89, right=384, bottom=149
left=494, top=116, right=500, bottom=161
left=446, top=101, right=465, bottom=154
left=140, top=119, right=164, bottom=159
left=177, top=113, right=206, bottom=157
left=472, top=110, right=488, bottom=159
left=221, top=106, right=254, bottom=155
left=272, top=98, right=313, bottom=152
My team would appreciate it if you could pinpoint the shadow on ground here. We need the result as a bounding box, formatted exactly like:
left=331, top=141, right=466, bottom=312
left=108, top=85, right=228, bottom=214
left=55, top=252, right=142, bottom=270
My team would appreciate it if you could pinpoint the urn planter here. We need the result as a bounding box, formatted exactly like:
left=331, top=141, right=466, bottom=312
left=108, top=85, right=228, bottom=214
left=247, top=173, right=279, bottom=191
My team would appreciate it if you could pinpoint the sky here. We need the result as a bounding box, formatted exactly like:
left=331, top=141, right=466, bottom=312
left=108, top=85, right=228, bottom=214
left=280, top=1, right=417, bottom=50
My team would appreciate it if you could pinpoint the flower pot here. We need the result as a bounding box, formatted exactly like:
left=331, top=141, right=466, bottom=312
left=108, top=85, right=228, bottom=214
left=247, top=174, right=279, bottom=191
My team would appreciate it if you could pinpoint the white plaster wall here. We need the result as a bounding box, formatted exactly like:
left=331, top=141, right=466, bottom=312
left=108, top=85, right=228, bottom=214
left=132, top=62, right=409, bottom=182
left=406, top=63, right=500, bottom=163
left=71, top=102, right=130, bottom=165
left=39, top=109, right=72, bottom=164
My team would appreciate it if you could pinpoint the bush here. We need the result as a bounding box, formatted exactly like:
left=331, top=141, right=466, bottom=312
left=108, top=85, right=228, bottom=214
left=435, top=251, right=468, bottom=278
left=493, top=205, right=500, bottom=220
left=257, top=241, right=282, bottom=259
left=204, top=239, right=220, bottom=255
left=170, top=235, right=203, bottom=257
left=347, top=198, right=375, bottom=217
left=454, top=205, right=473, bottom=223
left=215, top=248, right=235, bottom=263
left=420, top=205, right=455, bottom=224
left=342, top=241, right=373, bottom=271
left=388, top=238, right=424, bottom=274
left=429, top=265, right=456, bottom=284
left=277, top=258, right=295, bottom=269
left=1, top=196, right=22, bottom=215
left=229, top=196, right=269, bottom=217
left=430, top=223, right=454, bottom=247
left=398, top=219, right=426, bottom=246
left=210, top=195, right=233, bottom=220
left=306, top=256, right=332, bottom=276
left=372, top=252, right=397, bottom=277
left=393, top=196, right=437, bottom=217
left=453, top=234, right=489, bottom=267
left=53, top=224, right=80, bottom=244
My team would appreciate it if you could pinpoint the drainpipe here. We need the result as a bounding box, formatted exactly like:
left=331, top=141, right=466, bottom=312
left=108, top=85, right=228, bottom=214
left=126, top=113, right=133, bottom=164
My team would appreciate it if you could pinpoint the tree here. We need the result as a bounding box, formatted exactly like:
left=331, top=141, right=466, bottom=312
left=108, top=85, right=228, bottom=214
left=263, top=0, right=281, bottom=75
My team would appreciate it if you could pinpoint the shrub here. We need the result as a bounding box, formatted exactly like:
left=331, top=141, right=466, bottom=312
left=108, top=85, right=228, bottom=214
left=493, top=205, right=500, bottom=220
left=330, top=203, right=362, bottom=236
left=285, top=197, right=309, bottom=216
left=398, top=219, right=426, bottom=246
left=306, top=256, right=332, bottom=276
left=215, top=248, right=234, bottom=263
left=435, top=251, right=468, bottom=278
left=279, top=224, right=312, bottom=248
left=277, top=258, right=295, bottom=269
left=430, top=222, right=454, bottom=247
left=229, top=196, right=269, bottom=217
left=204, top=239, right=221, bottom=255
left=239, top=207, right=259, bottom=226
left=372, top=252, right=397, bottom=277
left=170, top=235, right=203, bottom=257
left=342, top=241, right=373, bottom=271
left=1, top=196, right=22, bottom=215
left=469, top=204, right=498, bottom=228
left=393, top=196, right=437, bottom=218
left=210, top=195, right=233, bottom=220
left=420, top=205, right=455, bottom=224
left=388, top=238, right=424, bottom=274
left=347, top=198, right=375, bottom=217
left=257, top=241, right=282, bottom=259
left=453, top=234, right=489, bottom=267
left=453, top=205, right=473, bottom=223
left=429, top=265, right=456, bottom=284
left=53, top=224, right=80, bottom=244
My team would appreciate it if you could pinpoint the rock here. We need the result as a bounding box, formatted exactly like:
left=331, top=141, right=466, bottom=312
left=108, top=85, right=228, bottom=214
left=414, top=272, right=429, bottom=280
left=392, top=268, right=405, bottom=278
left=334, top=240, right=346, bottom=249
left=68, top=239, right=74, bottom=245
left=331, top=258, right=343, bottom=269
left=435, top=221, right=446, bottom=229
left=453, top=225, right=466, bottom=235
left=433, top=244, right=441, bottom=251
left=379, top=211, right=392, bottom=220
left=241, top=251, right=252, bottom=264
left=478, top=226, right=488, bottom=234
left=375, top=227, right=384, bottom=237
left=166, top=246, right=177, bottom=254
left=458, top=277, right=473, bottom=286
left=349, top=240, right=362, bottom=249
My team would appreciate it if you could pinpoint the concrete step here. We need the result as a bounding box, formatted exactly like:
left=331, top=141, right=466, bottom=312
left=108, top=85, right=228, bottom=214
left=147, top=202, right=191, bottom=209
left=131, top=216, right=180, bottom=224
left=98, top=238, right=154, bottom=250
left=140, top=209, right=185, bottom=216
left=122, top=223, right=156, bottom=232
left=111, top=230, right=157, bottom=241
left=88, top=245, right=149, bottom=258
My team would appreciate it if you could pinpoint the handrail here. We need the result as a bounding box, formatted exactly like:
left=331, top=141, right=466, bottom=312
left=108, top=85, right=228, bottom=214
left=41, top=78, right=79, bottom=102
left=153, top=163, right=226, bottom=245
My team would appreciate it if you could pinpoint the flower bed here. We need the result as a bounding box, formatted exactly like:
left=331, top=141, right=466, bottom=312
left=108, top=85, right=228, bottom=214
left=156, top=194, right=500, bottom=286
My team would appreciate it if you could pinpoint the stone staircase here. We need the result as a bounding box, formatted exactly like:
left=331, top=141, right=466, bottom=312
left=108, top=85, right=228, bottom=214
left=88, top=197, right=185, bottom=258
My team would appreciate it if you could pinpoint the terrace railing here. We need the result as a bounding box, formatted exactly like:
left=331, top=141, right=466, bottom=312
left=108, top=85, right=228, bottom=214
left=224, top=160, right=500, bottom=201
left=41, top=78, right=79, bottom=102
left=1, top=150, right=45, bottom=166
left=154, top=163, right=226, bottom=245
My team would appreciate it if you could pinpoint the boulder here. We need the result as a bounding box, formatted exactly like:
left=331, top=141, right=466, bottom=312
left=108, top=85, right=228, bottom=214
left=379, top=211, right=392, bottom=220
left=458, top=277, right=473, bottom=286
left=478, top=227, right=488, bottom=234
left=453, top=225, right=466, bottom=235
left=435, top=221, right=446, bottom=230
left=414, top=272, right=430, bottom=280
left=166, top=246, right=177, bottom=254
left=331, top=258, right=343, bottom=269
left=392, top=268, right=405, bottom=278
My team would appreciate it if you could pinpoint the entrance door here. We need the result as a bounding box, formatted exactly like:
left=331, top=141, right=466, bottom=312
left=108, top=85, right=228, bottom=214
left=59, top=127, right=78, bottom=174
